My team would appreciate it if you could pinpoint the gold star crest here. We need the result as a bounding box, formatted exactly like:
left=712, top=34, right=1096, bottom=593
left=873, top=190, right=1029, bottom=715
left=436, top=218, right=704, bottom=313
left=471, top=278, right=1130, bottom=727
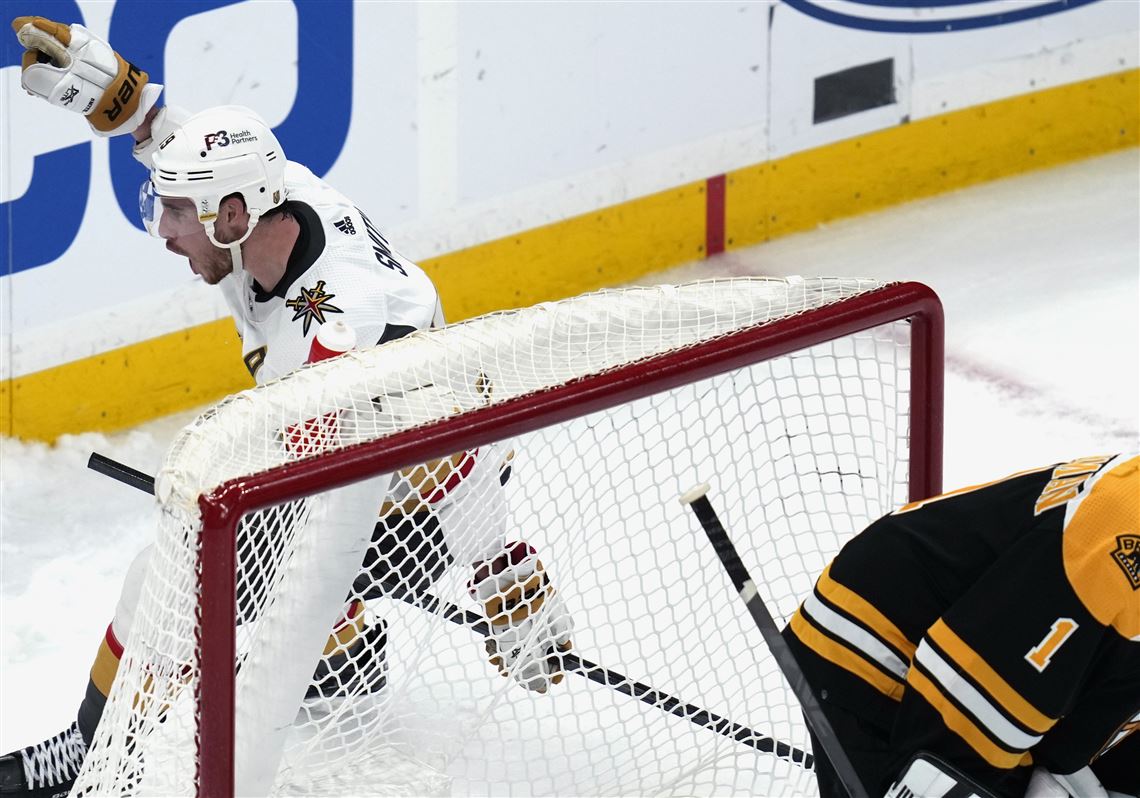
left=285, top=280, right=344, bottom=336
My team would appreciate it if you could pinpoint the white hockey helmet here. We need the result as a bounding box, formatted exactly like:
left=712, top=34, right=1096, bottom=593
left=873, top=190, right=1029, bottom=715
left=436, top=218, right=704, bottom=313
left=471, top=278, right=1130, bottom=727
left=140, top=105, right=286, bottom=254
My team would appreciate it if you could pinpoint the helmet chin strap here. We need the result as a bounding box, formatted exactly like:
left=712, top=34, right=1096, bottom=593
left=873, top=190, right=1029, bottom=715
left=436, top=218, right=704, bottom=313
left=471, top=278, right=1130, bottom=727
left=228, top=243, right=244, bottom=274
left=205, top=216, right=260, bottom=276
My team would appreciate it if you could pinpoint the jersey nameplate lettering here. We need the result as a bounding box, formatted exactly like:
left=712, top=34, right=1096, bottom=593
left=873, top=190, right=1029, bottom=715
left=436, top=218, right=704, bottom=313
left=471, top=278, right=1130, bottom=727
left=1033, top=455, right=1115, bottom=515
left=359, top=209, right=407, bottom=276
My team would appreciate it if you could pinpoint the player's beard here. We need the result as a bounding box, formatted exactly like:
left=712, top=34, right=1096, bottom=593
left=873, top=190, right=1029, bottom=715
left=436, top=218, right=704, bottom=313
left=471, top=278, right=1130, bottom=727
left=190, top=249, right=234, bottom=285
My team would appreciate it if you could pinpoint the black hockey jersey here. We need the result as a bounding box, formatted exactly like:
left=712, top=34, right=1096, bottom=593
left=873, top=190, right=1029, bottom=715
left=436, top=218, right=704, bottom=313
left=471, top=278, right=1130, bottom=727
left=785, top=453, right=1140, bottom=796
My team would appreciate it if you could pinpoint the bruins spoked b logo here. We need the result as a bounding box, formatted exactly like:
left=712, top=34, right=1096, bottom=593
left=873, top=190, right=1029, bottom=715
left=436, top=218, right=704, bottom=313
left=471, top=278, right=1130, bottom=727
left=286, top=280, right=344, bottom=336
left=1111, top=535, right=1140, bottom=590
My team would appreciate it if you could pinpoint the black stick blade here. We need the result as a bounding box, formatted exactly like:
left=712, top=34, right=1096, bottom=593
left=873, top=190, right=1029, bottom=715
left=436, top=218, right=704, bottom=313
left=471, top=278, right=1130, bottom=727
left=87, top=452, right=157, bottom=495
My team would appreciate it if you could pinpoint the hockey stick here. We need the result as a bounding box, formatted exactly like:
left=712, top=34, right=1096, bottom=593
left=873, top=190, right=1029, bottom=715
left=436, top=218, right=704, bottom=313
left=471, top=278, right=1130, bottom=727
left=682, top=484, right=869, bottom=798
left=88, top=452, right=157, bottom=495
left=355, top=574, right=812, bottom=767
left=85, top=451, right=814, bottom=769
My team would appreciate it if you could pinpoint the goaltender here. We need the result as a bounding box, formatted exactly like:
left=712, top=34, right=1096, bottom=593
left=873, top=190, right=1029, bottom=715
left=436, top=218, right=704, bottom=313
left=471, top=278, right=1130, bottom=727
left=784, top=453, right=1139, bottom=798
left=1, top=16, right=572, bottom=798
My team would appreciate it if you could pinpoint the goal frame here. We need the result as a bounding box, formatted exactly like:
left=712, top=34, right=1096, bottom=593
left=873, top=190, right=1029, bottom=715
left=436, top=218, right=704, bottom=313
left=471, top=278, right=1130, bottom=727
left=195, top=280, right=944, bottom=796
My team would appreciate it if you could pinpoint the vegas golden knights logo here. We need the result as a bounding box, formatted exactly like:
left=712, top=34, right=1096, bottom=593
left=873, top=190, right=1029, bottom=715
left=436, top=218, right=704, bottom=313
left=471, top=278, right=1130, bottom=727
left=1111, top=534, right=1140, bottom=590
left=285, top=280, right=344, bottom=336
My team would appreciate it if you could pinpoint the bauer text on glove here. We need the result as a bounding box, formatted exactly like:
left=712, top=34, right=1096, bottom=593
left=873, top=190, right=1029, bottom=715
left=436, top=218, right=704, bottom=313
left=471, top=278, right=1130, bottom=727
left=10, top=16, right=162, bottom=136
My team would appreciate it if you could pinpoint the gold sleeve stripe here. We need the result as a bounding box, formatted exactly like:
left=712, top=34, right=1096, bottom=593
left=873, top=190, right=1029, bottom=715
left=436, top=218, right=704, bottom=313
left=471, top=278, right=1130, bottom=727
left=907, top=665, right=1033, bottom=770
left=1053, top=454, right=1117, bottom=478
left=805, top=591, right=908, bottom=679
left=1062, top=455, right=1140, bottom=640
left=914, top=640, right=1044, bottom=752
left=817, top=564, right=916, bottom=662
left=928, top=620, right=1055, bottom=734
left=323, top=600, right=366, bottom=656
left=90, top=637, right=123, bottom=698
left=789, top=609, right=905, bottom=702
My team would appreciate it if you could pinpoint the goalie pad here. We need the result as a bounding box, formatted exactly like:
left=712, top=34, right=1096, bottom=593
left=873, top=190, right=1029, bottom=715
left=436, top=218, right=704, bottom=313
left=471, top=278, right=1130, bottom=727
left=884, top=752, right=998, bottom=798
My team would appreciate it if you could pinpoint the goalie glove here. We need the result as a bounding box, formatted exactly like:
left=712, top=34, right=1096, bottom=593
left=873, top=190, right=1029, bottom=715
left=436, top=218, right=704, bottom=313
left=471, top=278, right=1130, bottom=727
left=10, top=16, right=162, bottom=136
left=469, top=542, right=573, bottom=694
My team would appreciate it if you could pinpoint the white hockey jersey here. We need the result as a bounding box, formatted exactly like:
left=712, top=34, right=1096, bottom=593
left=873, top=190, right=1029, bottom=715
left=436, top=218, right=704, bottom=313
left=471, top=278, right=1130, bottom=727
left=135, top=112, right=441, bottom=385
left=134, top=110, right=505, bottom=565
left=217, top=163, right=442, bottom=384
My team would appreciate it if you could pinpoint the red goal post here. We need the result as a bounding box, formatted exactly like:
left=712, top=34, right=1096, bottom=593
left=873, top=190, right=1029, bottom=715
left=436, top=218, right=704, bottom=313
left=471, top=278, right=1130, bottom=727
left=75, top=278, right=943, bottom=797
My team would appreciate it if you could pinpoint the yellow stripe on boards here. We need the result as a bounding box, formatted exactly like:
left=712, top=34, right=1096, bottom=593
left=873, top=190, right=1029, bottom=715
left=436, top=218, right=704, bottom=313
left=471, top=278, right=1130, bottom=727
left=0, top=317, right=252, bottom=440
left=421, top=179, right=707, bottom=323
left=726, top=69, right=1138, bottom=249
left=2, top=70, right=1136, bottom=441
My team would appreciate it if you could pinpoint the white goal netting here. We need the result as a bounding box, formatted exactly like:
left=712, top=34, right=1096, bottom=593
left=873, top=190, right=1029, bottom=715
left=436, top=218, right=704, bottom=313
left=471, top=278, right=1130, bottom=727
left=74, top=278, right=934, bottom=797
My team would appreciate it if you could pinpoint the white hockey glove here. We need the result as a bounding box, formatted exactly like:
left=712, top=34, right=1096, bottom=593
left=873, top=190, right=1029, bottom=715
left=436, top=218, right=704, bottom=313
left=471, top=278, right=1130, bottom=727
left=469, top=542, right=573, bottom=694
left=10, top=16, right=162, bottom=136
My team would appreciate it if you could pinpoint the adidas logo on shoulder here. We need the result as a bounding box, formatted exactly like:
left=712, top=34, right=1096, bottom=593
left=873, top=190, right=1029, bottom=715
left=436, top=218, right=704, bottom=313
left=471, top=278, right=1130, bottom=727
left=333, top=216, right=357, bottom=235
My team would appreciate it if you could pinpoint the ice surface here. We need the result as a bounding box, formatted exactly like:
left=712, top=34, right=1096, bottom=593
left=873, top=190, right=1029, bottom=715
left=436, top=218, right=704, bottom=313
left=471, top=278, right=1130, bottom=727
left=2, top=150, right=1136, bottom=785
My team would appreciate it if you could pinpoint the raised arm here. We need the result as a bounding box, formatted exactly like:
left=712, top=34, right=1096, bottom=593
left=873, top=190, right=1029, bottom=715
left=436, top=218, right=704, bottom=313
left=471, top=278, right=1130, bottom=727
left=10, top=15, right=162, bottom=138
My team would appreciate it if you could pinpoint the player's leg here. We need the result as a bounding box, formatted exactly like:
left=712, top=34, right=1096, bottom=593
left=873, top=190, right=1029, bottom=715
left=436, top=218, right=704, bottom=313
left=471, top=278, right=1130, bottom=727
left=780, top=622, right=897, bottom=797
left=801, top=705, right=894, bottom=798
left=434, top=444, right=574, bottom=694
left=365, top=442, right=574, bottom=695
left=232, top=503, right=391, bottom=705
left=306, top=598, right=389, bottom=703
left=0, top=546, right=151, bottom=797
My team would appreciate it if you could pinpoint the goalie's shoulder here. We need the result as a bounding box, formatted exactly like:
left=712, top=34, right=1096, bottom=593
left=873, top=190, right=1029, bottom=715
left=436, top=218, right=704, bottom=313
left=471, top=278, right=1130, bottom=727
left=1060, top=454, right=1140, bottom=641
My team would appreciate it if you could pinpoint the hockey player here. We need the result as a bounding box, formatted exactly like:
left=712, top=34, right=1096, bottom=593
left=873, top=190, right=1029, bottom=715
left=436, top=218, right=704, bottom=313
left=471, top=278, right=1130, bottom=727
left=783, top=453, right=1139, bottom=798
left=1, top=16, right=572, bottom=797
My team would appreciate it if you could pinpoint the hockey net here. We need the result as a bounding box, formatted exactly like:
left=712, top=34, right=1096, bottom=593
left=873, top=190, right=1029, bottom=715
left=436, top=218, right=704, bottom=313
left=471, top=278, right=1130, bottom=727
left=74, top=277, right=942, bottom=797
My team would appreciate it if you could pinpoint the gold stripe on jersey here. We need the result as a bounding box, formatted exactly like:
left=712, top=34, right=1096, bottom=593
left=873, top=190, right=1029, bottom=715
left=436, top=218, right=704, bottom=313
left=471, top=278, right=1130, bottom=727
left=1053, top=454, right=1117, bottom=479
left=789, top=609, right=906, bottom=701
left=1096, top=709, right=1140, bottom=758
left=817, top=564, right=916, bottom=662
left=1034, top=454, right=1116, bottom=515
left=907, top=665, right=1034, bottom=770
left=1061, top=455, right=1140, bottom=640
left=893, top=465, right=1053, bottom=516
left=89, top=637, right=122, bottom=697
left=927, top=620, right=1055, bottom=734
left=323, top=600, right=366, bottom=656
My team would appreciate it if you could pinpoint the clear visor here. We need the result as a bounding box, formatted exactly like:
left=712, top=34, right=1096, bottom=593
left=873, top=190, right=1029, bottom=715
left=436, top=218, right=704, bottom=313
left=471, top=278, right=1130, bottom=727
left=139, top=180, right=202, bottom=239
